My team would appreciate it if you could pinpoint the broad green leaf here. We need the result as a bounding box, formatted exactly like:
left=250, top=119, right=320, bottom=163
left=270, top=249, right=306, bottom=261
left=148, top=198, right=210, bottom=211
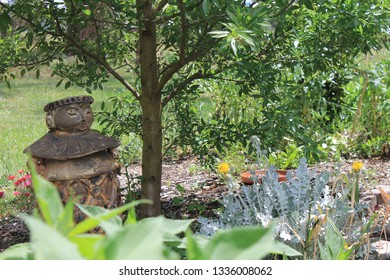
left=68, top=200, right=150, bottom=237
left=0, top=243, right=33, bottom=260
left=320, top=219, right=354, bottom=260
left=186, top=231, right=206, bottom=260
left=70, top=234, right=105, bottom=260
left=141, top=216, right=193, bottom=235
left=54, top=200, right=75, bottom=235
left=139, top=217, right=194, bottom=243
left=22, top=215, right=83, bottom=260
left=29, top=160, right=64, bottom=226
left=202, top=226, right=276, bottom=260
left=76, top=204, right=123, bottom=235
left=103, top=216, right=166, bottom=260
left=269, top=242, right=302, bottom=257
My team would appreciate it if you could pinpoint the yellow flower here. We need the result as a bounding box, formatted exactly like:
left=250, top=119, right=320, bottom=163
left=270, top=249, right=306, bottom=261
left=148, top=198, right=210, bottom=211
left=217, top=162, right=230, bottom=174
left=352, top=161, right=363, bottom=172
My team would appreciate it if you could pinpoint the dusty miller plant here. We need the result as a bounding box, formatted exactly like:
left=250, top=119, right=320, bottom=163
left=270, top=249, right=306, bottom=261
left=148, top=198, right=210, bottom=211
left=198, top=136, right=376, bottom=258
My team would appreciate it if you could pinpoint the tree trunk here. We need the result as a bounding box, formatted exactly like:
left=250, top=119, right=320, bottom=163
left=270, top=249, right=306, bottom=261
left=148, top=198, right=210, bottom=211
left=137, top=0, right=161, bottom=218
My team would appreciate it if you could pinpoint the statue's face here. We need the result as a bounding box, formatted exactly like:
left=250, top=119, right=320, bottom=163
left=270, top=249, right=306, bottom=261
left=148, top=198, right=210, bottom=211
left=52, top=103, right=94, bottom=131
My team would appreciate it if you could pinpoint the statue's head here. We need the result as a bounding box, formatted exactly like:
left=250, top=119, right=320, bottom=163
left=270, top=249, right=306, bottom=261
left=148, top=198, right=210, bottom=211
left=44, top=96, right=94, bottom=132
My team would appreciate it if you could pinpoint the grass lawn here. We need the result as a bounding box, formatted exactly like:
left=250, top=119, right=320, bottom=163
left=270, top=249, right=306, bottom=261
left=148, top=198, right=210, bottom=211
left=0, top=70, right=124, bottom=177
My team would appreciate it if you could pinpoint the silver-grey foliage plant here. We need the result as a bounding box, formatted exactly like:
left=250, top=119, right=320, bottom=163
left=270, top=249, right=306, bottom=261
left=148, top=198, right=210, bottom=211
left=198, top=136, right=372, bottom=252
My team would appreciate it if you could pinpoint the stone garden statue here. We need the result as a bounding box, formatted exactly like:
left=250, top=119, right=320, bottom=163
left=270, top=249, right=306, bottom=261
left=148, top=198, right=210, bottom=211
left=24, top=96, right=121, bottom=222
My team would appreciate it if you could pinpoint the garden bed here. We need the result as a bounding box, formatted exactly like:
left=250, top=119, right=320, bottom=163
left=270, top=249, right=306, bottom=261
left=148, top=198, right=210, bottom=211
left=1, top=156, right=389, bottom=253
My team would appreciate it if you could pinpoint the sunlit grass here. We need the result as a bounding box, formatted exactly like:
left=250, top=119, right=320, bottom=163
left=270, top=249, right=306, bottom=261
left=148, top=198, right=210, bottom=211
left=0, top=70, right=124, bottom=176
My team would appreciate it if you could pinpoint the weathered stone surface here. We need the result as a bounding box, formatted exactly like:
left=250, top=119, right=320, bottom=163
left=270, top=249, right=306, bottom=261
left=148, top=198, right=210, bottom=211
left=370, top=240, right=390, bottom=260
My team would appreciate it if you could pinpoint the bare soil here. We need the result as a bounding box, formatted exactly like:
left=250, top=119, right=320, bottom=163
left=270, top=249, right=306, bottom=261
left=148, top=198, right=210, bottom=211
left=1, top=156, right=389, bottom=253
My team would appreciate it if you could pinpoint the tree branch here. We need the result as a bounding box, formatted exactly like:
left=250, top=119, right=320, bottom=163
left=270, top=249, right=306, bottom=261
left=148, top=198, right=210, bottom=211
left=153, top=0, right=170, bottom=14
left=275, top=0, right=297, bottom=17
left=161, top=71, right=213, bottom=107
left=49, top=6, right=140, bottom=100
left=157, top=43, right=211, bottom=96
left=178, top=0, right=187, bottom=62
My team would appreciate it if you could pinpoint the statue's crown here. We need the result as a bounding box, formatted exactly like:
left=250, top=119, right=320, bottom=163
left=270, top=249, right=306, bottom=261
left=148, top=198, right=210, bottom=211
left=44, top=95, right=94, bottom=112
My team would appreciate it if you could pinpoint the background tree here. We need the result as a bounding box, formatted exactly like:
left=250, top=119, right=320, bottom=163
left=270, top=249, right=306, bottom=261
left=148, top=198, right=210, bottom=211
left=0, top=0, right=388, bottom=218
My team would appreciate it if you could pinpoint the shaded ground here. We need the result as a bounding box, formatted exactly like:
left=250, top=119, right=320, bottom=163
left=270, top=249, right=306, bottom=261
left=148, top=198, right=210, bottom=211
left=1, top=156, right=389, bottom=252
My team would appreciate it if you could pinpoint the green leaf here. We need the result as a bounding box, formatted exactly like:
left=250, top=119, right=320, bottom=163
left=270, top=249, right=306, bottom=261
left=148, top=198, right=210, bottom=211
left=82, top=9, right=92, bottom=16
left=76, top=204, right=123, bottom=235
left=22, top=215, right=84, bottom=260
left=26, top=32, right=33, bottom=48
left=29, top=159, right=64, bottom=227
left=0, top=243, right=33, bottom=260
left=68, top=200, right=151, bottom=237
left=201, top=226, right=282, bottom=260
left=202, top=0, right=210, bottom=15
left=56, top=79, right=63, bottom=88
left=208, top=30, right=229, bottom=38
left=0, top=12, right=12, bottom=34
left=65, top=81, right=71, bottom=89
left=124, top=206, right=137, bottom=225
left=54, top=200, right=75, bottom=235
left=139, top=216, right=194, bottom=243
left=102, top=217, right=167, bottom=260
left=303, top=0, right=314, bottom=10
left=186, top=231, right=207, bottom=260
left=69, top=234, right=105, bottom=260
left=268, top=242, right=302, bottom=257
left=231, top=38, right=237, bottom=56
left=320, top=219, right=354, bottom=260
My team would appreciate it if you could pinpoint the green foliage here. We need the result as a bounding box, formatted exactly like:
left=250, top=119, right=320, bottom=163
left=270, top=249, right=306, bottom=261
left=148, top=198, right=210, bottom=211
left=0, top=0, right=388, bottom=218
left=342, top=53, right=390, bottom=158
left=198, top=136, right=380, bottom=259
left=318, top=219, right=357, bottom=260
left=0, top=159, right=299, bottom=260
left=187, top=225, right=301, bottom=260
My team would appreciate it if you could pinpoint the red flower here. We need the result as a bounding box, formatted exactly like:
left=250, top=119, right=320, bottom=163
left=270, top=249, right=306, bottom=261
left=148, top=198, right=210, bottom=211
left=13, top=191, right=21, bottom=196
left=8, top=175, right=16, bottom=181
left=14, top=179, right=22, bottom=186
left=25, top=192, right=31, bottom=197
left=18, top=169, right=24, bottom=174
left=0, top=191, right=4, bottom=198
